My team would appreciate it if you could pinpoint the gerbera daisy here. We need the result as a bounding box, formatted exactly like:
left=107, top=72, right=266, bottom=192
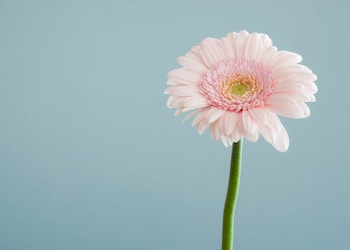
left=165, top=30, right=317, bottom=152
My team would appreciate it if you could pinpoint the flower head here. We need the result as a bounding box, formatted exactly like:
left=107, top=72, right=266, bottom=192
left=165, top=31, right=317, bottom=152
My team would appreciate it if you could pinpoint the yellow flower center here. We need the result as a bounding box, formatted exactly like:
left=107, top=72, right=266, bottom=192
left=231, top=83, right=248, bottom=96
left=221, top=74, right=256, bottom=100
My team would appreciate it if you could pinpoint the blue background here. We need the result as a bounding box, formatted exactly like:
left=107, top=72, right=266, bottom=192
left=0, top=0, right=349, bottom=249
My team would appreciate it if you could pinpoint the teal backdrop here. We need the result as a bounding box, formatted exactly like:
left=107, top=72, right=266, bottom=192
left=0, top=0, right=349, bottom=249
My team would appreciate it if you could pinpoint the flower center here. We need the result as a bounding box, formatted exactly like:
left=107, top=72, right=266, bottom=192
left=231, top=83, right=248, bottom=96
left=221, top=74, right=258, bottom=101
left=199, top=58, right=277, bottom=112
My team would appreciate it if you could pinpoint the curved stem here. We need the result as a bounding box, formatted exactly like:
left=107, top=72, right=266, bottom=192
left=222, top=139, right=243, bottom=250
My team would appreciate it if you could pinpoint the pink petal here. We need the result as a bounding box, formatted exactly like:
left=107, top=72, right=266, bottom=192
left=174, top=108, right=184, bottom=116
left=244, top=129, right=259, bottom=142
left=248, top=108, right=269, bottom=125
left=166, top=79, right=187, bottom=86
left=268, top=92, right=315, bottom=104
left=269, top=51, right=302, bottom=69
left=302, top=81, right=318, bottom=93
left=259, top=124, right=276, bottom=146
left=274, top=82, right=305, bottom=92
left=177, top=50, right=208, bottom=74
left=182, top=96, right=208, bottom=111
left=210, top=120, right=222, bottom=140
left=197, top=119, right=210, bottom=134
left=274, top=80, right=318, bottom=96
left=225, top=32, right=239, bottom=58
left=245, top=32, right=260, bottom=60
left=256, top=33, right=273, bottom=49
left=265, top=112, right=282, bottom=133
left=165, top=86, right=200, bottom=96
left=219, top=36, right=235, bottom=60
left=260, top=46, right=278, bottom=65
left=272, top=124, right=289, bottom=152
left=167, top=96, right=181, bottom=108
left=254, top=33, right=278, bottom=60
left=167, top=69, right=202, bottom=86
left=242, top=110, right=258, bottom=135
left=276, top=70, right=317, bottom=83
left=185, top=46, right=205, bottom=64
left=230, top=126, right=243, bottom=143
left=183, top=110, right=200, bottom=122
left=250, top=34, right=274, bottom=61
left=176, top=56, right=207, bottom=74
left=268, top=102, right=310, bottom=118
left=235, top=30, right=250, bottom=58
left=258, top=113, right=284, bottom=149
left=220, top=135, right=229, bottom=147
left=221, top=112, right=238, bottom=136
left=235, top=113, right=246, bottom=135
left=274, top=67, right=317, bottom=87
left=205, top=108, right=225, bottom=123
left=192, top=110, right=207, bottom=127
left=200, top=38, right=226, bottom=68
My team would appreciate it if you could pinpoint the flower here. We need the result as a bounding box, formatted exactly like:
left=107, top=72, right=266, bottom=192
left=165, top=31, right=317, bottom=152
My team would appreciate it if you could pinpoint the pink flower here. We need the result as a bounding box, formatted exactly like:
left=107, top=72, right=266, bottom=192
left=165, top=31, right=317, bottom=152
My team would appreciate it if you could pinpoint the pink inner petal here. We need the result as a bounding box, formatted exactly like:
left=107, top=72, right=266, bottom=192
left=199, top=58, right=277, bottom=112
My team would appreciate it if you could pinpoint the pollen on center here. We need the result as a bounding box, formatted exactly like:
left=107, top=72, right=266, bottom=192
left=221, top=75, right=254, bottom=100
left=231, top=83, right=248, bottom=96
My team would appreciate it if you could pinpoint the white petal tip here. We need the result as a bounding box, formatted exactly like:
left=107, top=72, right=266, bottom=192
left=276, top=145, right=289, bottom=152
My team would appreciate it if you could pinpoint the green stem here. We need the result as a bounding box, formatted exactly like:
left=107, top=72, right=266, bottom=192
left=222, top=139, right=243, bottom=250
